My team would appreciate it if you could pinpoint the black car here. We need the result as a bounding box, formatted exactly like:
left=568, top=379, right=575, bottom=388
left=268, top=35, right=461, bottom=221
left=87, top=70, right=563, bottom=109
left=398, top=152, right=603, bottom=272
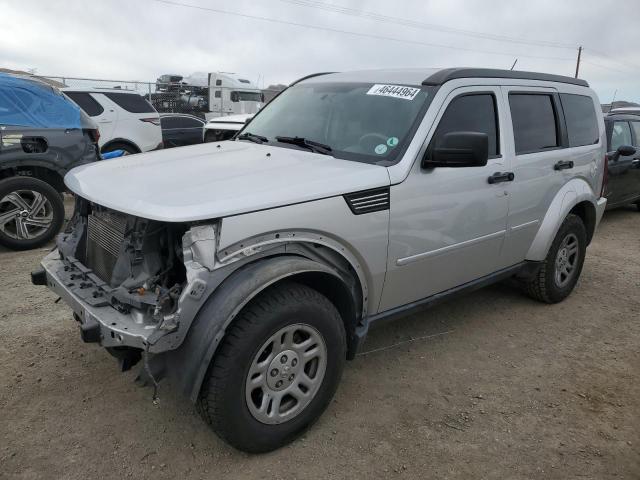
left=0, top=73, right=100, bottom=250
left=604, top=113, right=640, bottom=210
left=160, top=113, right=205, bottom=148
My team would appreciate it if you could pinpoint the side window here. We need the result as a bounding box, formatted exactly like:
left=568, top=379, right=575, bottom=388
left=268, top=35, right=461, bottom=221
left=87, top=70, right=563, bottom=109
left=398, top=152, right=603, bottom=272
left=160, top=116, right=180, bottom=129
left=181, top=117, right=204, bottom=128
left=630, top=122, right=640, bottom=146
left=509, top=93, right=559, bottom=154
left=64, top=92, right=104, bottom=117
left=214, top=90, right=222, bottom=98
left=611, top=121, right=632, bottom=151
left=215, top=79, right=222, bottom=86
left=103, top=92, right=155, bottom=113
left=560, top=93, right=599, bottom=147
left=431, top=93, right=499, bottom=157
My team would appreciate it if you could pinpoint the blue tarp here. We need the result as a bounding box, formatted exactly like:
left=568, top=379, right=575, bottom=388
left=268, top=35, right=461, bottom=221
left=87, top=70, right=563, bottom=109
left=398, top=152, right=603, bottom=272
left=0, top=73, right=82, bottom=129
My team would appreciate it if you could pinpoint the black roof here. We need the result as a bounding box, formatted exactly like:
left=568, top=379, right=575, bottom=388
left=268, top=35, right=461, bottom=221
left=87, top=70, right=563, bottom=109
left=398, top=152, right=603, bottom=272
left=422, top=68, right=589, bottom=87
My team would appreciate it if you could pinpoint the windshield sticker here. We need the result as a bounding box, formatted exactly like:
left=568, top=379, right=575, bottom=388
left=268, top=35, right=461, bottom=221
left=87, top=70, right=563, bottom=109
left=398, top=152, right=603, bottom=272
left=387, top=137, right=399, bottom=147
left=366, top=84, right=420, bottom=100
left=374, top=144, right=388, bottom=155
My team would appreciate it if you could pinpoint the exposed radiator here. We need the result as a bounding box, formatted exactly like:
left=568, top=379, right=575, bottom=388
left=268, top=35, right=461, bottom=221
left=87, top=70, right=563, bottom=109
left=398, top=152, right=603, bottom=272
left=86, top=210, right=127, bottom=284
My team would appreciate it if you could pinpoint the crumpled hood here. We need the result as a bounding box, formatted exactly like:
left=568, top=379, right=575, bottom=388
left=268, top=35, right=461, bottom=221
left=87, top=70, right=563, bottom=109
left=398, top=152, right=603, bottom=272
left=65, top=141, right=390, bottom=222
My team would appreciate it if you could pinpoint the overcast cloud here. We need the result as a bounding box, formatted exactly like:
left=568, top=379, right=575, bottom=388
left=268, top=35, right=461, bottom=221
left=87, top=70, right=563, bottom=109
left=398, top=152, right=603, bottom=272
left=1, top=0, right=639, bottom=102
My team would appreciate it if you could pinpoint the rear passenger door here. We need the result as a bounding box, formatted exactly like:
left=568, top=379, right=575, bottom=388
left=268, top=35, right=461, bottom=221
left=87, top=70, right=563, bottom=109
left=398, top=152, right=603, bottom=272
left=379, top=86, right=509, bottom=311
left=64, top=91, right=115, bottom=145
left=499, top=88, right=598, bottom=265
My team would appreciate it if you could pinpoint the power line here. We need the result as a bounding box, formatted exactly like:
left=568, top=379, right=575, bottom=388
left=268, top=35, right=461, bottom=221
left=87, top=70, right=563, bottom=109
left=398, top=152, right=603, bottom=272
left=151, top=0, right=574, bottom=62
left=278, top=0, right=640, bottom=75
left=581, top=59, right=638, bottom=76
left=278, top=0, right=576, bottom=50
left=583, top=48, right=640, bottom=73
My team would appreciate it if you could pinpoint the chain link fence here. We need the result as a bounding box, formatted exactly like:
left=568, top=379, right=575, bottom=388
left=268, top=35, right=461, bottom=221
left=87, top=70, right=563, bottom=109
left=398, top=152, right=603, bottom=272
left=43, top=76, right=282, bottom=119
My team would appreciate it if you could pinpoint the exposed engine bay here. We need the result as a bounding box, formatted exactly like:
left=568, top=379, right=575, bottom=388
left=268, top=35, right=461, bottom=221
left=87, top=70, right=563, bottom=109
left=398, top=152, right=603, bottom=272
left=59, top=198, right=188, bottom=320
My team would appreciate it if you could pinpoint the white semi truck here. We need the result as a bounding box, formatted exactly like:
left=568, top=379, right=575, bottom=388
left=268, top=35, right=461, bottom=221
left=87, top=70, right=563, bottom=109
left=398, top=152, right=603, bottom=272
left=151, top=72, right=263, bottom=120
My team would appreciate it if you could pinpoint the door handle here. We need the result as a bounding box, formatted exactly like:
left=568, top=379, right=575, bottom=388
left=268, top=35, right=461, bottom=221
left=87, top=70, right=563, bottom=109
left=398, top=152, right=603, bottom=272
left=554, top=160, right=574, bottom=170
left=488, top=171, right=515, bottom=184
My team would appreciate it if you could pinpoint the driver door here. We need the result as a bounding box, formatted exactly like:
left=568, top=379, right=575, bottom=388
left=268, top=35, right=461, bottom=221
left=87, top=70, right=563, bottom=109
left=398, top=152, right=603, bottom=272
left=379, top=86, right=510, bottom=311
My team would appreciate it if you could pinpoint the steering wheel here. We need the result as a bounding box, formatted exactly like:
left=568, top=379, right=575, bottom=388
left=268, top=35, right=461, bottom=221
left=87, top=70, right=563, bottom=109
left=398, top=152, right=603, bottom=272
left=358, top=132, right=388, bottom=151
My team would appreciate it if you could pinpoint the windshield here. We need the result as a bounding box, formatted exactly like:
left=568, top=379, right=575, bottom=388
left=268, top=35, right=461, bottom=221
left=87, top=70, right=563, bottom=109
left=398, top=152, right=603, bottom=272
left=239, top=82, right=433, bottom=164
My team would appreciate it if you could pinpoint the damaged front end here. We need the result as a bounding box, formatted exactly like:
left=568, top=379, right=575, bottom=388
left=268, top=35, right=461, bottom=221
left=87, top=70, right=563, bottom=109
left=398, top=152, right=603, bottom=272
left=33, top=197, right=220, bottom=368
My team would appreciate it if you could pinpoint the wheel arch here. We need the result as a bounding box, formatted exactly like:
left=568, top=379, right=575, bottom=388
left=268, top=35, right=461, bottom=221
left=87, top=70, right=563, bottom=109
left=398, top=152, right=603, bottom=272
left=162, top=255, right=362, bottom=402
left=100, top=138, right=141, bottom=154
left=525, top=178, right=599, bottom=261
left=0, top=163, right=65, bottom=192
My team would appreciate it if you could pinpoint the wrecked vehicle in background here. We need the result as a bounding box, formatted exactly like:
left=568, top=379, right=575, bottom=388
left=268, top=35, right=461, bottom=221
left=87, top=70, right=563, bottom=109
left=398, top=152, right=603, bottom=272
left=0, top=73, right=100, bottom=250
left=33, top=68, right=607, bottom=453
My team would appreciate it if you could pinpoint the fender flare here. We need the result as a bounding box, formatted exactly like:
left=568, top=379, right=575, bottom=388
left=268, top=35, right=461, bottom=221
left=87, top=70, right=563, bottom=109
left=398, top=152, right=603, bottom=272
left=525, top=178, right=598, bottom=261
left=162, top=255, right=357, bottom=402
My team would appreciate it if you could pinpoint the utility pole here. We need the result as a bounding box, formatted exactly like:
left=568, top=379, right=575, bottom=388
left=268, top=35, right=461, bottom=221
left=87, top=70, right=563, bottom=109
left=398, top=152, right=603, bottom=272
left=575, top=46, right=582, bottom=78
left=510, top=59, right=518, bottom=71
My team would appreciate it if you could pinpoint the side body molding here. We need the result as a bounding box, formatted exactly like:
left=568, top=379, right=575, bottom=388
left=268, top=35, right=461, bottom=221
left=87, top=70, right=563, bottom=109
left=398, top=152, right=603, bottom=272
left=161, top=256, right=355, bottom=402
left=525, top=178, right=602, bottom=261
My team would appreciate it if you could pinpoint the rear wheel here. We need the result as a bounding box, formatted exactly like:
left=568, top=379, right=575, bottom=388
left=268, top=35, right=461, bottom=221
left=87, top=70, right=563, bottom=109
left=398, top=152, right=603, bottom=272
left=198, top=282, right=346, bottom=453
left=523, top=214, right=587, bottom=304
left=0, top=176, right=65, bottom=250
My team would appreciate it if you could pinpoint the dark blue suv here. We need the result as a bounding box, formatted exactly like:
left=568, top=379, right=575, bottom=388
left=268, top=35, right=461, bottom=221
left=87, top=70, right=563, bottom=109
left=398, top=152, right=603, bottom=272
left=0, top=73, right=100, bottom=250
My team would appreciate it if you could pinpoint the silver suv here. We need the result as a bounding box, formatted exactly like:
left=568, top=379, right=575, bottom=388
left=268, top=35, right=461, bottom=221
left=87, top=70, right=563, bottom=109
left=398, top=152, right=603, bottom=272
left=33, top=68, right=607, bottom=452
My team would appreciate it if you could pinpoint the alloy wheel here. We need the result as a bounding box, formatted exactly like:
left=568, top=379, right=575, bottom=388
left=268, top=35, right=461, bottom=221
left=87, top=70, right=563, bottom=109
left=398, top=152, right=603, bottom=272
left=245, top=323, right=327, bottom=425
left=0, top=189, right=54, bottom=241
left=554, top=233, right=579, bottom=288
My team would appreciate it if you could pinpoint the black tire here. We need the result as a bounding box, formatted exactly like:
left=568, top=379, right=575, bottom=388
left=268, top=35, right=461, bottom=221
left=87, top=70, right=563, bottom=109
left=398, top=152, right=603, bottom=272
left=198, top=282, right=346, bottom=453
left=101, top=142, right=138, bottom=155
left=635, top=202, right=640, bottom=212
left=523, top=213, right=587, bottom=304
left=0, top=176, right=65, bottom=250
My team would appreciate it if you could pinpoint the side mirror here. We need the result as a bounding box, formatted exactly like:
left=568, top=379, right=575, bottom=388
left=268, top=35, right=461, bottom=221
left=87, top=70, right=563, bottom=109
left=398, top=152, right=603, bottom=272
left=609, top=144, right=636, bottom=161
left=422, top=132, right=489, bottom=169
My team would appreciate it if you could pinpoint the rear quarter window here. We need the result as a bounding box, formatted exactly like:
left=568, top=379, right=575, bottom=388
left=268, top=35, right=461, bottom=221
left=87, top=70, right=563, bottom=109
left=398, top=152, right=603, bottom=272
left=560, top=93, right=599, bottom=147
left=103, top=92, right=156, bottom=113
left=64, top=92, right=104, bottom=117
left=509, top=93, right=559, bottom=155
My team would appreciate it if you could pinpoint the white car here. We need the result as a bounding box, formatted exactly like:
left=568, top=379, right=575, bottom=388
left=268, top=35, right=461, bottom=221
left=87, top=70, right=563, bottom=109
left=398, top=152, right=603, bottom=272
left=203, top=113, right=253, bottom=142
left=63, top=88, right=163, bottom=154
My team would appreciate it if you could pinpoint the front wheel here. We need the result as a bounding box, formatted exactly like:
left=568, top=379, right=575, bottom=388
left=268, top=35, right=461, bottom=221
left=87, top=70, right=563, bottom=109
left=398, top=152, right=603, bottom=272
left=523, top=214, right=587, bottom=304
left=198, top=282, right=346, bottom=453
left=0, top=176, right=65, bottom=250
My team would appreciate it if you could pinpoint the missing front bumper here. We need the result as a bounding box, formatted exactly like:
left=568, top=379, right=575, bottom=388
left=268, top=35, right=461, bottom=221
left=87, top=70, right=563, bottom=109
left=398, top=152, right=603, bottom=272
left=33, top=249, right=167, bottom=352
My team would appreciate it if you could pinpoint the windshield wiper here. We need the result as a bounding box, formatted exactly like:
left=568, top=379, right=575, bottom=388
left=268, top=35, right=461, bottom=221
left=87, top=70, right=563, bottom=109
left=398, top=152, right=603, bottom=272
left=237, top=132, right=268, bottom=144
left=275, top=136, right=333, bottom=156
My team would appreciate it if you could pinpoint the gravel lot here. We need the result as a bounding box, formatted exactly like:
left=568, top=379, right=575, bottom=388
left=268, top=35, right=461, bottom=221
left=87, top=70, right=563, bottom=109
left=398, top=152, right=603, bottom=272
left=1, top=201, right=639, bottom=480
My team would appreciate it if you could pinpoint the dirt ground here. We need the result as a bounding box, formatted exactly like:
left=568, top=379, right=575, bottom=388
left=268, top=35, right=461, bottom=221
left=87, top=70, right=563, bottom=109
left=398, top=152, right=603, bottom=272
left=1, top=201, right=639, bottom=480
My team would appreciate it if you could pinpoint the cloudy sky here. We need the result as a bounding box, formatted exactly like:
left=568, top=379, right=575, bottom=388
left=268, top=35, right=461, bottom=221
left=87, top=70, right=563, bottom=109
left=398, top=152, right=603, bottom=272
left=1, top=0, right=639, bottom=102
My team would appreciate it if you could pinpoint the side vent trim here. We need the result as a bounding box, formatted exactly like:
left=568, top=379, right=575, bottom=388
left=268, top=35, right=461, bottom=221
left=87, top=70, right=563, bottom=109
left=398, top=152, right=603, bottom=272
left=344, top=187, right=390, bottom=215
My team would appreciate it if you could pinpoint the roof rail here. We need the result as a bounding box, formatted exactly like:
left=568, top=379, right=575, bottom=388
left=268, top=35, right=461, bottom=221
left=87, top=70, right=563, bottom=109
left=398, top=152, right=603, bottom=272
left=289, top=72, right=337, bottom=86
left=423, top=68, right=589, bottom=87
